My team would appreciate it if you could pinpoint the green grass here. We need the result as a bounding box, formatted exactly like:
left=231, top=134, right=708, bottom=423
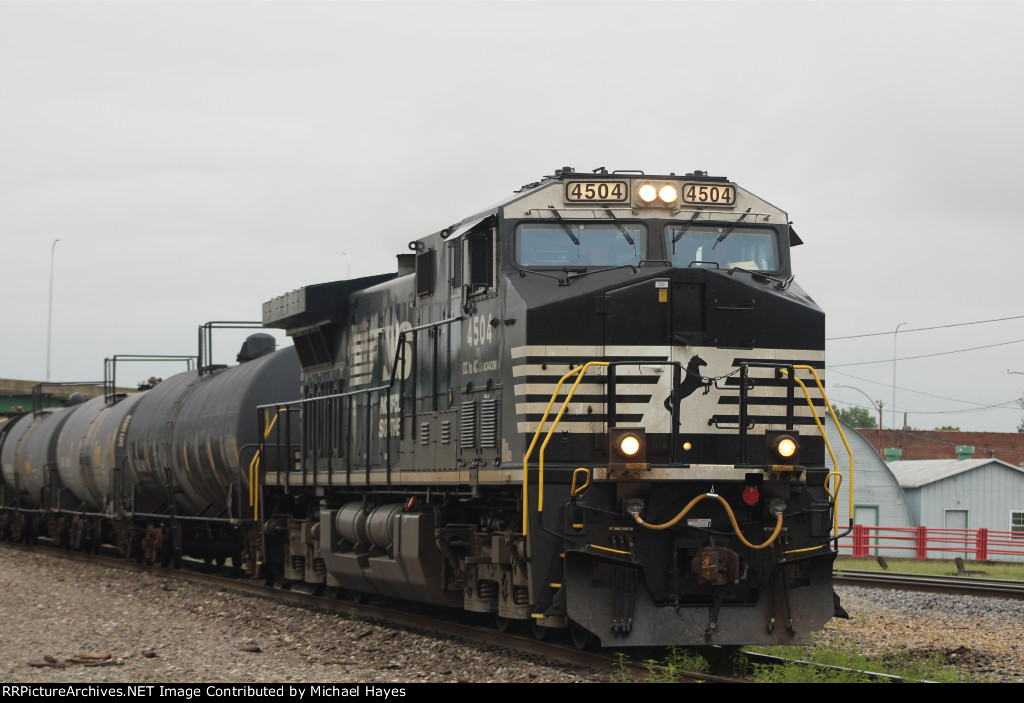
left=611, top=647, right=710, bottom=683
left=646, top=646, right=708, bottom=682
left=747, top=641, right=965, bottom=683
left=610, top=652, right=632, bottom=683
left=751, top=645, right=876, bottom=683
left=835, top=556, right=1024, bottom=581
left=610, top=641, right=970, bottom=683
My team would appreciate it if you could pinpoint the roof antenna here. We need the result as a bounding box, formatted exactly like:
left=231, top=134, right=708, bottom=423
left=593, top=166, right=607, bottom=174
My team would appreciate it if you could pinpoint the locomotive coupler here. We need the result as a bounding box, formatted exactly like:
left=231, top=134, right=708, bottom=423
left=692, top=544, right=741, bottom=586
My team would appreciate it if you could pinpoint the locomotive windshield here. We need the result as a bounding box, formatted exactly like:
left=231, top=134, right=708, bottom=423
left=516, top=222, right=646, bottom=267
left=666, top=225, right=780, bottom=271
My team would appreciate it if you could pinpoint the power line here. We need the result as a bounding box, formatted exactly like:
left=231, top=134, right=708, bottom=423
left=828, top=338, right=1024, bottom=368
left=827, top=314, right=1024, bottom=341
left=833, top=397, right=1017, bottom=415
left=828, top=368, right=1019, bottom=407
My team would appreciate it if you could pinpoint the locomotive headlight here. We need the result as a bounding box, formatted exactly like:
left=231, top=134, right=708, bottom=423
left=765, top=431, right=800, bottom=465
left=658, top=184, right=678, bottom=203
left=619, top=434, right=641, bottom=457
left=610, top=427, right=647, bottom=464
left=638, top=184, right=658, bottom=203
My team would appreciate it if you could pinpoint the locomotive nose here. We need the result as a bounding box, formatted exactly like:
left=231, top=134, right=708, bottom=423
left=601, top=271, right=718, bottom=351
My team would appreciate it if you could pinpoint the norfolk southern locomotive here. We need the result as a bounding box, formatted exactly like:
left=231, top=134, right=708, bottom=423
left=0, top=168, right=850, bottom=648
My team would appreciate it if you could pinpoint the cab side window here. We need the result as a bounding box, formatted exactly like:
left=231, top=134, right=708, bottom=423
left=466, top=228, right=495, bottom=295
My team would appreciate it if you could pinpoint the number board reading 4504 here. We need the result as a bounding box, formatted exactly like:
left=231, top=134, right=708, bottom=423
left=564, top=181, right=629, bottom=203
left=681, top=183, right=736, bottom=205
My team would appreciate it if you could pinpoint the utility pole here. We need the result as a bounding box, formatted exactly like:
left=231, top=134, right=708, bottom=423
left=836, top=384, right=884, bottom=453
left=46, top=238, right=60, bottom=382
left=892, top=321, right=907, bottom=429
left=877, top=400, right=884, bottom=453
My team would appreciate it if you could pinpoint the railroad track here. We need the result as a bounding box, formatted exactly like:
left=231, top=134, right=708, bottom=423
left=12, top=542, right=1001, bottom=682
left=834, top=569, right=1024, bottom=599
left=3, top=541, right=738, bottom=683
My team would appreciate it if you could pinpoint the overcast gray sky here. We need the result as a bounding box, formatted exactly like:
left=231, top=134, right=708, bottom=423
left=2, top=1, right=1023, bottom=432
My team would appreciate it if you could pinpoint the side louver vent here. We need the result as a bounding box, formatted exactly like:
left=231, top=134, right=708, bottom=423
left=479, top=398, right=499, bottom=448
left=419, top=422, right=430, bottom=446
left=441, top=420, right=452, bottom=444
left=460, top=400, right=476, bottom=449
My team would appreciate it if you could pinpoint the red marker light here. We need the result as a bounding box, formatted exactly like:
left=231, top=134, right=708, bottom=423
left=742, top=486, right=760, bottom=506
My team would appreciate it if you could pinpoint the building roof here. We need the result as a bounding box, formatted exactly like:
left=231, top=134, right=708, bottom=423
left=886, top=458, right=1024, bottom=488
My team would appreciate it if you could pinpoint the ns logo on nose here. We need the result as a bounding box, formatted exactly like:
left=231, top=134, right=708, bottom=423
left=664, top=355, right=710, bottom=413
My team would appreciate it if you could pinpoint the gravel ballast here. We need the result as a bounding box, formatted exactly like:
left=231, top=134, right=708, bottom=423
left=4, top=544, right=1024, bottom=682
left=814, top=585, right=1024, bottom=681
left=0, top=545, right=601, bottom=684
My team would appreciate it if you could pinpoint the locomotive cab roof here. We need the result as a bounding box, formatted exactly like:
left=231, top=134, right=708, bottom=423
left=264, top=167, right=802, bottom=332
left=424, top=166, right=799, bottom=247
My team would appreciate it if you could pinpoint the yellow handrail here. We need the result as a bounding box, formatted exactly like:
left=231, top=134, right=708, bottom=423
left=521, top=361, right=608, bottom=534
left=248, top=407, right=287, bottom=520
left=571, top=468, right=591, bottom=497
left=780, top=365, right=854, bottom=537
left=519, top=361, right=853, bottom=546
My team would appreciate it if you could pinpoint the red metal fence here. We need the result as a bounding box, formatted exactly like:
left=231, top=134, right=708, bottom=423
left=837, top=526, right=1024, bottom=561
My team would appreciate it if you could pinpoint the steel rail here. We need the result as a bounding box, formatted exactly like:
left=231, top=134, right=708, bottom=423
left=834, top=569, right=1024, bottom=599
left=0, top=542, right=739, bottom=683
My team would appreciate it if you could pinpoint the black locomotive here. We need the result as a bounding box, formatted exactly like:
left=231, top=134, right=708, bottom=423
left=0, top=168, right=849, bottom=648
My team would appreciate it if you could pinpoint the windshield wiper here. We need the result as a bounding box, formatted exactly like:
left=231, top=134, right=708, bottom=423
left=547, top=207, right=579, bottom=245
left=604, top=209, right=634, bottom=246
left=712, top=207, right=751, bottom=249
left=670, top=212, right=701, bottom=252
left=729, top=266, right=794, bottom=290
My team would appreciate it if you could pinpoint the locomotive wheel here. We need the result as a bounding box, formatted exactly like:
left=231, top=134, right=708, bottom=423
left=530, top=620, right=548, bottom=641
left=569, top=620, right=596, bottom=650
left=494, top=616, right=514, bottom=633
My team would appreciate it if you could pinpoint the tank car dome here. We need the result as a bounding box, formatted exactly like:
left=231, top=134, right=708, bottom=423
left=237, top=333, right=276, bottom=362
